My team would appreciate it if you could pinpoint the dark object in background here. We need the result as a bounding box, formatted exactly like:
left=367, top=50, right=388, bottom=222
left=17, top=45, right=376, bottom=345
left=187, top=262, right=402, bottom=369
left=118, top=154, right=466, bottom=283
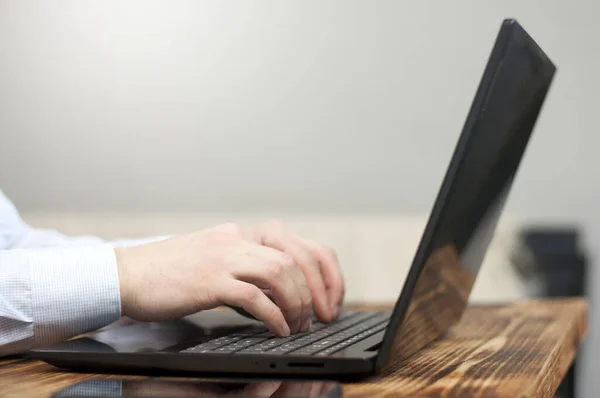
left=511, top=227, right=586, bottom=297
left=510, top=226, right=587, bottom=398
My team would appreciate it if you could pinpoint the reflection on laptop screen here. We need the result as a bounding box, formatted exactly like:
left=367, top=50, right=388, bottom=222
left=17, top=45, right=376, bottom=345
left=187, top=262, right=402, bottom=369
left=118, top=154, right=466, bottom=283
left=376, top=20, right=556, bottom=368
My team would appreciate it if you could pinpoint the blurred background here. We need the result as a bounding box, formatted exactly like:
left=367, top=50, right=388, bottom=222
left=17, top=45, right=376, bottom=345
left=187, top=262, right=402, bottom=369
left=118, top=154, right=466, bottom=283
left=0, top=1, right=597, bottom=396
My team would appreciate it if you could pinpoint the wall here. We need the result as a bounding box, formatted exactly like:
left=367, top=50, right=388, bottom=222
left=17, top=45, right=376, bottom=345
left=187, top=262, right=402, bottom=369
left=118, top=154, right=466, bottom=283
left=1, top=1, right=599, bottom=396
left=1, top=0, right=598, bottom=218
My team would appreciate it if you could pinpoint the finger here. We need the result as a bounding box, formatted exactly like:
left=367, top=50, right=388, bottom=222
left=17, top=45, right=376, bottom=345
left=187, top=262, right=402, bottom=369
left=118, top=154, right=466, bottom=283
left=301, top=239, right=345, bottom=319
left=317, top=382, right=339, bottom=397
left=310, top=382, right=324, bottom=397
left=217, top=279, right=290, bottom=336
left=261, top=231, right=328, bottom=325
left=250, top=222, right=313, bottom=330
left=272, top=381, right=313, bottom=398
left=241, top=381, right=281, bottom=397
left=230, top=243, right=305, bottom=334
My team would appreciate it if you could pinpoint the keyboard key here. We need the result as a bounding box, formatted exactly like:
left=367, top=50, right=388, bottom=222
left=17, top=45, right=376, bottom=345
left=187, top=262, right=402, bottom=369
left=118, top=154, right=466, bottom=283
left=262, top=312, right=379, bottom=354
left=183, top=311, right=387, bottom=357
left=292, top=316, right=389, bottom=356
left=237, top=335, right=306, bottom=353
left=243, top=311, right=353, bottom=340
left=236, top=311, right=362, bottom=354
left=181, top=336, right=244, bottom=353
left=314, top=322, right=389, bottom=356
left=211, top=337, right=270, bottom=354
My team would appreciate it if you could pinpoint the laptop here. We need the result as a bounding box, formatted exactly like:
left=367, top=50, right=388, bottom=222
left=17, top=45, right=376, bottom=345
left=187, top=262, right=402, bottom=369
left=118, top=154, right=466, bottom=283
left=30, top=19, right=556, bottom=378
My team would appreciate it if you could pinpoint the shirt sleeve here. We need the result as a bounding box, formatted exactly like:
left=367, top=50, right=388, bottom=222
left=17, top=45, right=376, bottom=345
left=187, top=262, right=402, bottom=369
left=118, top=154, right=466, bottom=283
left=0, top=244, right=122, bottom=357
left=0, top=189, right=170, bottom=357
left=13, top=226, right=170, bottom=249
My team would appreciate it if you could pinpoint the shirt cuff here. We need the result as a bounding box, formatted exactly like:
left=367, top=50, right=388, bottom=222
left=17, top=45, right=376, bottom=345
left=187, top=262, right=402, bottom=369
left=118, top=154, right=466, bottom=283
left=27, top=244, right=122, bottom=345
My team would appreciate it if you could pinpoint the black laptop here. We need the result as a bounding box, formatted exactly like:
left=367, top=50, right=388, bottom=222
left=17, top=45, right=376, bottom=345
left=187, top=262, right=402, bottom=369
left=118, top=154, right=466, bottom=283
left=30, top=19, right=556, bottom=378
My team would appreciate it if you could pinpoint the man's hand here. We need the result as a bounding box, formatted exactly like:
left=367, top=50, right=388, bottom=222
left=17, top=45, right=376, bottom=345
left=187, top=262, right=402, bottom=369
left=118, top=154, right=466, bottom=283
left=115, top=221, right=344, bottom=336
left=249, top=220, right=345, bottom=323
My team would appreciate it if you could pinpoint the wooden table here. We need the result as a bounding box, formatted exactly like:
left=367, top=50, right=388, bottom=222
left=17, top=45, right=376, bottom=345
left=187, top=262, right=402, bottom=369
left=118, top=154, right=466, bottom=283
left=0, top=298, right=587, bottom=398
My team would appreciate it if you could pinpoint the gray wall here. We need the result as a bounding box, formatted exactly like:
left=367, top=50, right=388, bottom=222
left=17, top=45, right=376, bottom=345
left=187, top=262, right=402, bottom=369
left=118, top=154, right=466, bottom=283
left=1, top=0, right=598, bottom=217
left=1, top=1, right=599, bottom=396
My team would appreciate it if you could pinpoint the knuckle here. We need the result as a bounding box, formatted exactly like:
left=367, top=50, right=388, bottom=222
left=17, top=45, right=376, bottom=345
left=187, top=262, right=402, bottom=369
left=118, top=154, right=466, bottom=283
left=279, top=291, right=303, bottom=313
left=296, top=285, right=312, bottom=309
left=259, top=219, right=289, bottom=237
left=316, top=246, right=331, bottom=260
left=217, top=222, right=241, bottom=236
left=280, top=253, right=297, bottom=270
left=241, top=285, right=261, bottom=305
left=296, top=270, right=309, bottom=287
left=265, top=260, right=284, bottom=280
left=316, top=244, right=337, bottom=261
left=325, top=246, right=338, bottom=259
left=207, top=223, right=243, bottom=244
left=288, top=297, right=303, bottom=314
left=303, top=289, right=313, bottom=307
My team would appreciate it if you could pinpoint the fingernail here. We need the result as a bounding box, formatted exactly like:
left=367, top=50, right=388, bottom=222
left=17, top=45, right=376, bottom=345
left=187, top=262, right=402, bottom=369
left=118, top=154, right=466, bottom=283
left=281, top=321, right=291, bottom=336
left=332, top=304, right=340, bottom=319
left=303, top=318, right=312, bottom=332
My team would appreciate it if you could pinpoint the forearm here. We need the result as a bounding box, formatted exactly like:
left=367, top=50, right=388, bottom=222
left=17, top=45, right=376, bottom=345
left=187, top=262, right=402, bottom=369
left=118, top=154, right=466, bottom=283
left=0, top=245, right=121, bottom=357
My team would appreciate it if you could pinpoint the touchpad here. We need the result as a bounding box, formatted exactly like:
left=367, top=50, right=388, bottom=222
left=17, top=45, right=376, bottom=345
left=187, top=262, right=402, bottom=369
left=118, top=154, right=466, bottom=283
left=77, top=309, right=266, bottom=354
left=183, top=308, right=264, bottom=333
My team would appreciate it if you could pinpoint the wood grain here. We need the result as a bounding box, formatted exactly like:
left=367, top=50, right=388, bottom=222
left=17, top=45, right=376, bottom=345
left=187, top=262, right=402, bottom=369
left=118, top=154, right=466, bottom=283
left=0, top=299, right=587, bottom=398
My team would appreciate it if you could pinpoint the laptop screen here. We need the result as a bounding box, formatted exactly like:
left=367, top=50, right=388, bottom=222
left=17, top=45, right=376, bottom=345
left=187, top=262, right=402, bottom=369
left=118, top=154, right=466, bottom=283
left=376, top=19, right=556, bottom=368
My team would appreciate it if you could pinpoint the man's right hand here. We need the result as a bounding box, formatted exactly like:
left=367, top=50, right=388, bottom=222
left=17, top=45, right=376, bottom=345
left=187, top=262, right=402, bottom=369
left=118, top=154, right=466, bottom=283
left=115, top=223, right=325, bottom=336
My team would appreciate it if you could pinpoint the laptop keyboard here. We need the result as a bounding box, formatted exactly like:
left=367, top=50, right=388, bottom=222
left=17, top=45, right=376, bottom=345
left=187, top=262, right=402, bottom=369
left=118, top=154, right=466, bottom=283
left=181, top=311, right=390, bottom=357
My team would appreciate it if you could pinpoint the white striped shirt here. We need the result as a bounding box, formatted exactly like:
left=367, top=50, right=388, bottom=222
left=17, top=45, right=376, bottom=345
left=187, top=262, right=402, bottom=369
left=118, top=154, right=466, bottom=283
left=0, top=190, right=163, bottom=357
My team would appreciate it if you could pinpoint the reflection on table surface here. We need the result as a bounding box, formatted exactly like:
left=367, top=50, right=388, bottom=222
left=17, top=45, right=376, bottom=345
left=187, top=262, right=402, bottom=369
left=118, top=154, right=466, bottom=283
left=52, top=378, right=342, bottom=398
